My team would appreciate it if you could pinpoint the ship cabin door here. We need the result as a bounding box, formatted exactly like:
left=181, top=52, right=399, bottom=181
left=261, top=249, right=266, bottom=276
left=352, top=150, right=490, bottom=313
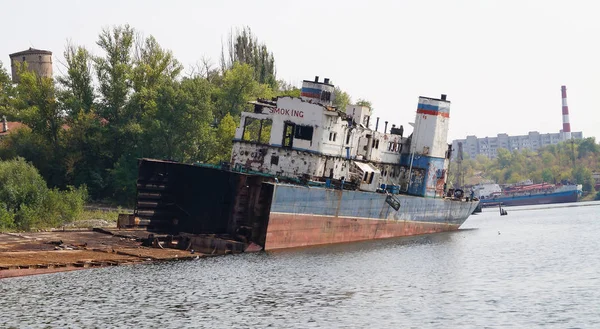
left=282, top=122, right=294, bottom=148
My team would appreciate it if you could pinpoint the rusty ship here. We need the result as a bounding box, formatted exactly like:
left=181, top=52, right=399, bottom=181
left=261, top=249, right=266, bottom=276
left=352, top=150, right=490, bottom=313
left=132, top=76, right=479, bottom=250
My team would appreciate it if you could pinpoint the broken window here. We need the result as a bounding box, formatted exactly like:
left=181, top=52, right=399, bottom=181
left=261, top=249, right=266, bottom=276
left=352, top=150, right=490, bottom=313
left=243, top=117, right=272, bottom=144
left=294, top=125, right=313, bottom=141
left=271, top=155, right=279, bottom=166
left=242, top=117, right=261, bottom=142
left=260, top=119, right=272, bottom=144
left=283, top=122, right=294, bottom=148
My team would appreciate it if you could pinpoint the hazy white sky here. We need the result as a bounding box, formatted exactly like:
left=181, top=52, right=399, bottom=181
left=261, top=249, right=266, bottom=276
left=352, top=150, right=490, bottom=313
left=1, top=0, right=598, bottom=142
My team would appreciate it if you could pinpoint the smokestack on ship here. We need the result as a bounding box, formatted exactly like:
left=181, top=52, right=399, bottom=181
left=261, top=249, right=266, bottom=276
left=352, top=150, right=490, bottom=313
left=561, top=85, right=571, bottom=140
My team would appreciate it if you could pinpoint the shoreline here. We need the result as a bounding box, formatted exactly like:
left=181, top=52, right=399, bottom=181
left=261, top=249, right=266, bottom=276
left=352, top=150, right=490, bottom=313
left=0, top=228, right=208, bottom=280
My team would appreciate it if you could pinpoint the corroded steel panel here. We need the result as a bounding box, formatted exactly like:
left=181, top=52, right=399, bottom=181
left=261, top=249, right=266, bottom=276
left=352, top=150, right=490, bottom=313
left=264, top=213, right=460, bottom=250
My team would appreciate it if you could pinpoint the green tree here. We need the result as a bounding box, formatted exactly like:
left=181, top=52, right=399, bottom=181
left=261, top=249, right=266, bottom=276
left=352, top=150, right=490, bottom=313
left=211, top=113, right=237, bottom=163
left=130, top=35, right=183, bottom=122
left=0, top=158, right=86, bottom=231
left=572, top=166, right=594, bottom=192
left=541, top=168, right=553, bottom=183
left=216, top=62, right=273, bottom=118
left=57, top=44, right=95, bottom=115
left=12, top=64, right=63, bottom=148
left=277, top=80, right=300, bottom=98
left=62, top=111, right=112, bottom=199
left=94, top=25, right=136, bottom=168
left=355, top=98, right=372, bottom=108
left=94, top=24, right=135, bottom=126
left=143, top=77, right=214, bottom=162
left=496, top=148, right=512, bottom=169
left=0, top=61, right=14, bottom=117
left=222, top=26, right=277, bottom=88
left=333, top=87, right=351, bottom=112
left=578, top=137, right=599, bottom=159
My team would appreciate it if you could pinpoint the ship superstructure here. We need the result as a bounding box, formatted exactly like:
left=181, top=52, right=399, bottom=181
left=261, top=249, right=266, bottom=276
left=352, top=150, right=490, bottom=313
left=232, top=77, right=453, bottom=197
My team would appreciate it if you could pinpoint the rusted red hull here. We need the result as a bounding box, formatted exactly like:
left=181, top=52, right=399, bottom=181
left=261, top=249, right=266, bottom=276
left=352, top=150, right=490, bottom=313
left=264, top=213, right=460, bottom=250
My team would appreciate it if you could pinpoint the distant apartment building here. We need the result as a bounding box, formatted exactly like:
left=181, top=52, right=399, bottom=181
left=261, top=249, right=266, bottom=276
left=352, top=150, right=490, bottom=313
left=452, top=131, right=583, bottom=159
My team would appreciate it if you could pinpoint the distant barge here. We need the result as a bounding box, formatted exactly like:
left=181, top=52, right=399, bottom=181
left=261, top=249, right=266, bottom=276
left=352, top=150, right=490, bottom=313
left=128, top=76, right=479, bottom=250
left=475, top=182, right=581, bottom=207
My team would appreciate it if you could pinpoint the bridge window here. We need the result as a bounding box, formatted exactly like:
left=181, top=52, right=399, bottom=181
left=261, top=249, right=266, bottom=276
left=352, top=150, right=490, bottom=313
left=242, top=117, right=272, bottom=144
left=329, top=132, right=337, bottom=142
left=294, top=125, right=313, bottom=141
left=320, top=91, right=331, bottom=102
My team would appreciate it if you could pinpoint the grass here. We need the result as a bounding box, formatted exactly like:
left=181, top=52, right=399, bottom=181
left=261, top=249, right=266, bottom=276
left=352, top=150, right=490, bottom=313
left=77, top=209, right=122, bottom=222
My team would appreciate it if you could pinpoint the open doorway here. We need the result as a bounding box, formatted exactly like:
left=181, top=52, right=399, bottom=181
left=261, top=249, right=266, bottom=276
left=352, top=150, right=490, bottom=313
left=283, top=122, right=294, bottom=148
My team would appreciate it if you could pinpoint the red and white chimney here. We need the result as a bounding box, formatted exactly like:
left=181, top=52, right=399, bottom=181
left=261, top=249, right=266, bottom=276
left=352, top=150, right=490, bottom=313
left=561, top=85, right=571, bottom=140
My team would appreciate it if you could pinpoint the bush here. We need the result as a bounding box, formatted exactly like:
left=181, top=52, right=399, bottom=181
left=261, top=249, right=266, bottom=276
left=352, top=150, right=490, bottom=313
left=0, top=158, right=87, bottom=231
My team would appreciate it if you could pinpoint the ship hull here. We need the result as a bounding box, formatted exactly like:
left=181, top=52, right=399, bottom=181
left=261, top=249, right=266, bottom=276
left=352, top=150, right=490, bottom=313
left=133, top=159, right=479, bottom=251
left=265, top=184, right=478, bottom=250
left=480, top=190, right=578, bottom=207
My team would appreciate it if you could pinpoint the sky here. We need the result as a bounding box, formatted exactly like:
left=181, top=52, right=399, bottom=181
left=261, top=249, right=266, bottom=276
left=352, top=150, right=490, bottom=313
left=1, top=0, right=599, bottom=142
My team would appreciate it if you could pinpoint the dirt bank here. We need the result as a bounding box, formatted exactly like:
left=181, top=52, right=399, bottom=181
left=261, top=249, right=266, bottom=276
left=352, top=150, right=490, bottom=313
left=0, top=229, right=202, bottom=279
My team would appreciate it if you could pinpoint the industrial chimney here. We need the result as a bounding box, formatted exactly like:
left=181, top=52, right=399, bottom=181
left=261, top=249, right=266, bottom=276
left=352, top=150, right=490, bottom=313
left=561, top=86, right=571, bottom=140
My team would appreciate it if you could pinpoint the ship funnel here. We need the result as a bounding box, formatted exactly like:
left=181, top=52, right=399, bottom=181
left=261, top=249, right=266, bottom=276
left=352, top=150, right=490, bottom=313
left=301, top=76, right=335, bottom=106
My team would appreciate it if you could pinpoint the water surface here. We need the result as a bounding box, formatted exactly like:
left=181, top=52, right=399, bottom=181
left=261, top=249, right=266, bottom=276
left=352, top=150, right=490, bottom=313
left=2, top=201, right=600, bottom=328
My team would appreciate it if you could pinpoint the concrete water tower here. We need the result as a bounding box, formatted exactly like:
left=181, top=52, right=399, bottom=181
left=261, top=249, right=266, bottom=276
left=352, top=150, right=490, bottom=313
left=9, top=47, right=53, bottom=82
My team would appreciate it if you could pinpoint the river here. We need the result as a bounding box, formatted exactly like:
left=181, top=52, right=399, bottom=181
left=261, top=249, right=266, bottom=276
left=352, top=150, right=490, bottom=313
left=2, top=201, right=600, bottom=328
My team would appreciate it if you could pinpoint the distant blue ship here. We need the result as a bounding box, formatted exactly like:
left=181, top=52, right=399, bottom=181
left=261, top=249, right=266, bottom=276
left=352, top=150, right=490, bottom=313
left=475, top=182, right=582, bottom=207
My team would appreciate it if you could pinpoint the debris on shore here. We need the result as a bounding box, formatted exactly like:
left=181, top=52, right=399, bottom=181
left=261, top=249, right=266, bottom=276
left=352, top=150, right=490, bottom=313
left=0, top=228, right=246, bottom=279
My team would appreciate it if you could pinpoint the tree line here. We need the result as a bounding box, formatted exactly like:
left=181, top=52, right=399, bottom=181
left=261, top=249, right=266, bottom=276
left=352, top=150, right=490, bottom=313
left=0, top=25, right=303, bottom=207
left=449, top=138, right=600, bottom=197
left=0, top=25, right=362, bottom=210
